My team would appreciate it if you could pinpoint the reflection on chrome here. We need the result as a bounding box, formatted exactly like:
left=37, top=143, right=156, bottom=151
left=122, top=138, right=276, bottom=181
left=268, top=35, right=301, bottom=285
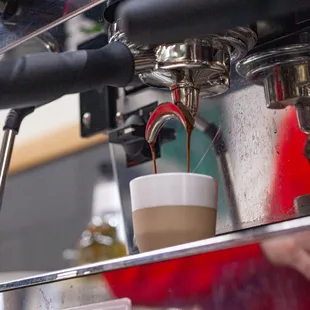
left=0, top=0, right=106, bottom=53
left=0, top=216, right=310, bottom=292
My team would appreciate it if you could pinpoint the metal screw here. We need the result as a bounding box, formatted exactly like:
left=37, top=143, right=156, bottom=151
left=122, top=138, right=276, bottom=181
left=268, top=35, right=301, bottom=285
left=116, top=112, right=124, bottom=125
left=82, top=112, right=91, bottom=129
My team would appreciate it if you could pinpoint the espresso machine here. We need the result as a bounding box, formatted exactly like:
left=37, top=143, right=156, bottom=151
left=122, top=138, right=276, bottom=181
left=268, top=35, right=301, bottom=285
left=0, top=0, right=310, bottom=308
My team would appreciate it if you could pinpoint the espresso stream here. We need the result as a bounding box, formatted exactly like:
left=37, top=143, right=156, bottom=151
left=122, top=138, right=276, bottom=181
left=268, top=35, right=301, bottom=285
left=140, top=121, right=211, bottom=253
left=150, top=143, right=157, bottom=174
left=150, top=123, right=194, bottom=173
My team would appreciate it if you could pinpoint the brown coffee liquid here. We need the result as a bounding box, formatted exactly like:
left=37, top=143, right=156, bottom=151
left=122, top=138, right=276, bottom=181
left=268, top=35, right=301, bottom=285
left=133, top=205, right=216, bottom=252
left=150, top=143, right=157, bottom=174
left=186, top=124, right=194, bottom=173
left=149, top=122, right=193, bottom=174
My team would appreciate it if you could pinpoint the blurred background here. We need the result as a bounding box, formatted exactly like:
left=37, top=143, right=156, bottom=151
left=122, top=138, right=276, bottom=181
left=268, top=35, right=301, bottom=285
left=0, top=0, right=279, bottom=281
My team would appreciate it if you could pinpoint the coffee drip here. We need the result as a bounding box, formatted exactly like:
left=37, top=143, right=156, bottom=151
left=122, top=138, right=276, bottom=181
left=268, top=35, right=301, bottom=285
left=149, top=143, right=158, bottom=174
left=146, top=102, right=195, bottom=174
left=149, top=122, right=193, bottom=174
left=186, top=124, right=194, bottom=173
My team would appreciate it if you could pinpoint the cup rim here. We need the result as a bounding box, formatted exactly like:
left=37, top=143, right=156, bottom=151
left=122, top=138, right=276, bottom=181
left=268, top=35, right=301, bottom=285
left=130, top=172, right=216, bottom=184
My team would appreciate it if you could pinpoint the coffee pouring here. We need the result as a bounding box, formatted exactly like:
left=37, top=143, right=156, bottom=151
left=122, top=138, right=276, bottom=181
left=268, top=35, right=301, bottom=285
left=145, top=101, right=195, bottom=173
left=131, top=89, right=218, bottom=253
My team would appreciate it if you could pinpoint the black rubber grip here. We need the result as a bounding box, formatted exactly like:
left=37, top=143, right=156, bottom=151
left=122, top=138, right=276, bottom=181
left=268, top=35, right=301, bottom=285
left=117, top=0, right=310, bottom=45
left=0, top=41, right=134, bottom=109
left=3, top=107, right=35, bottom=132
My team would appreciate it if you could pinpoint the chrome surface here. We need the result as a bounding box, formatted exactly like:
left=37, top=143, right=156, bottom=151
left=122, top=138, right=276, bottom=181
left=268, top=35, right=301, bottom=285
left=0, top=0, right=106, bottom=54
left=216, top=151, right=241, bottom=228
left=138, top=27, right=257, bottom=96
left=1, top=215, right=310, bottom=292
left=171, top=86, right=200, bottom=116
left=112, top=84, right=292, bottom=254
left=141, top=38, right=231, bottom=98
left=0, top=12, right=309, bottom=308
left=236, top=44, right=310, bottom=134
left=0, top=31, right=60, bottom=61
left=236, top=44, right=310, bottom=109
left=0, top=129, right=16, bottom=211
left=133, top=49, right=156, bottom=73
left=35, top=33, right=60, bottom=53
left=109, top=23, right=258, bottom=182
left=110, top=22, right=257, bottom=104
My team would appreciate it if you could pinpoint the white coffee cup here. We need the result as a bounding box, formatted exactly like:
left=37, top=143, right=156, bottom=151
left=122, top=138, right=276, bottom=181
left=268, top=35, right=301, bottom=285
left=130, top=173, right=218, bottom=252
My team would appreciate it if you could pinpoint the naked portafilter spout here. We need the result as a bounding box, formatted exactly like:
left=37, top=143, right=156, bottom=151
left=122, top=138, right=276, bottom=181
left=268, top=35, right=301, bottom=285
left=107, top=3, right=258, bottom=152
left=115, top=0, right=310, bottom=143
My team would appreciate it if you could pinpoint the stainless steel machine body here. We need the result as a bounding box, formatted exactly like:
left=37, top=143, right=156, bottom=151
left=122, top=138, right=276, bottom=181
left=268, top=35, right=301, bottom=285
left=105, top=12, right=310, bottom=253
left=0, top=0, right=308, bottom=308
left=0, top=0, right=302, bottom=256
left=0, top=0, right=307, bottom=250
left=111, top=77, right=289, bottom=253
left=109, top=20, right=258, bottom=142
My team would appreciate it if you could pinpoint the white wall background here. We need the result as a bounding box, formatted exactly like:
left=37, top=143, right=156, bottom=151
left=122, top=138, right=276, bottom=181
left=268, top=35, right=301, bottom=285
left=0, top=94, right=79, bottom=147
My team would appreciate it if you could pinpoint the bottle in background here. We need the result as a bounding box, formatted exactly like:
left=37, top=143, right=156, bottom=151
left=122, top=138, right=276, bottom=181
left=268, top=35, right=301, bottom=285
left=77, top=163, right=127, bottom=264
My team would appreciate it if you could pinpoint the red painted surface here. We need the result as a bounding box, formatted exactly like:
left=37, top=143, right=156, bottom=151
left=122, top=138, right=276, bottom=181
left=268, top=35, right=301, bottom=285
left=269, top=106, right=310, bottom=218
left=103, top=243, right=310, bottom=309
left=104, top=243, right=264, bottom=306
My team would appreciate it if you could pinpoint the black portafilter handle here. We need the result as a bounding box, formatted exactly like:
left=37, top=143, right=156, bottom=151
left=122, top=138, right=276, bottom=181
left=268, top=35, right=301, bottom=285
left=117, top=0, right=310, bottom=45
left=0, top=41, right=134, bottom=110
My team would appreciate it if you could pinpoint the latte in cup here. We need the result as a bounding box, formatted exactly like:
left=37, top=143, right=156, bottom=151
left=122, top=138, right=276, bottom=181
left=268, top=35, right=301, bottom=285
left=130, top=173, right=218, bottom=252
